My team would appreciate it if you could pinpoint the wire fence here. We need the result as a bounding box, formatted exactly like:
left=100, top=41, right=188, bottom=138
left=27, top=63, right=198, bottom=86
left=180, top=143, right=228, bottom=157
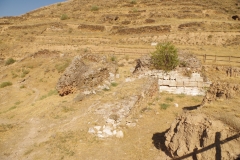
left=90, top=50, right=240, bottom=65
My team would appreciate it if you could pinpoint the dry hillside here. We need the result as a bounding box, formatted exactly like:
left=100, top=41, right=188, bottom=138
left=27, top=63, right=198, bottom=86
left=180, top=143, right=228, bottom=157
left=0, top=0, right=240, bottom=159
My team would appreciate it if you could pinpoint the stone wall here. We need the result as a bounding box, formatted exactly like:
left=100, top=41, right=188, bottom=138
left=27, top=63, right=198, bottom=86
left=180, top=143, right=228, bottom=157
left=143, top=70, right=211, bottom=96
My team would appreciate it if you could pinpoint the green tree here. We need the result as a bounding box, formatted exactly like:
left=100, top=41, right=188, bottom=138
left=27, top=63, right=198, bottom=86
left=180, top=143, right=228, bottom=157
left=151, top=42, right=179, bottom=71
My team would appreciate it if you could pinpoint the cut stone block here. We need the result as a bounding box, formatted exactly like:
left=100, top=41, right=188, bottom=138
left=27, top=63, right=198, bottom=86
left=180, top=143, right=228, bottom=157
left=158, top=79, right=163, bottom=85
left=184, top=81, right=198, bottom=87
left=159, top=86, right=170, bottom=92
left=192, top=73, right=201, bottom=77
left=163, top=75, right=170, bottom=80
left=168, top=80, right=177, bottom=87
left=176, top=81, right=184, bottom=86
left=175, top=87, right=185, bottom=94
left=195, top=77, right=204, bottom=82
left=197, top=82, right=203, bottom=88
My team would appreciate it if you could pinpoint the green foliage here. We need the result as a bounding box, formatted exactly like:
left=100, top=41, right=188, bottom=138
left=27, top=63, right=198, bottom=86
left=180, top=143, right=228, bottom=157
left=103, top=88, right=110, bottom=91
left=160, top=103, right=170, bottom=110
left=60, top=14, right=68, bottom=20
left=165, top=97, right=174, bottom=102
left=55, top=60, right=71, bottom=73
left=11, top=71, right=18, bottom=78
left=40, top=90, right=58, bottom=100
left=91, top=6, right=99, bottom=11
left=0, top=81, right=12, bottom=88
left=5, top=58, right=15, bottom=66
left=20, top=85, right=26, bottom=89
left=20, top=69, right=30, bottom=78
left=151, top=42, right=179, bottom=72
left=130, top=0, right=137, bottom=4
left=110, top=55, right=117, bottom=62
left=111, top=82, right=118, bottom=87
left=133, top=8, right=138, bottom=12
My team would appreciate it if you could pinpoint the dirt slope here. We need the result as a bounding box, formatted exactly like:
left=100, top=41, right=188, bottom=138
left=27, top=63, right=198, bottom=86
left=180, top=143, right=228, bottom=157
left=0, top=0, right=240, bottom=159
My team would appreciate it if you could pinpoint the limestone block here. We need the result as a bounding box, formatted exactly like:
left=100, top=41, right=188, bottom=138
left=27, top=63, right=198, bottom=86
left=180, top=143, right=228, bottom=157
left=162, top=80, right=170, bottom=85
left=168, top=80, right=177, bottom=87
left=192, top=73, right=201, bottom=77
left=175, top=87, right=185, bottom=94
left=164, top=87, right=177, bottom=93
left=157, top=73, right=163, bottom=78
left=163, top=75, right=170, bottom=80
left=159, top=86, right=170, bottom=92
left=195, top=77, right=203, bottom=82
left=184, top=81, right=198, bottom=87
left=197, top=82, right=203, bottom=88
left=176, top=81, right=184, bottom=87
left=158, top=79, right=163, bottom=85
left=170, top=75, right=176, bottom=80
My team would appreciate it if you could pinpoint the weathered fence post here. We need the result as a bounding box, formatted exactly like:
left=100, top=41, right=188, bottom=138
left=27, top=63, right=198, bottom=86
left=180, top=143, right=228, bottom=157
left=204, top=54, right=206, bottom=63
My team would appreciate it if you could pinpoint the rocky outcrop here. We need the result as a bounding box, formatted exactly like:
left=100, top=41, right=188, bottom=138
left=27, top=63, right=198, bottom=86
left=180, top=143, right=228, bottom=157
left=201, top=82, right=239, bottom=105
left=165, top=113, right=240, bottom=159
left=56, top=54, right=117, bottom=96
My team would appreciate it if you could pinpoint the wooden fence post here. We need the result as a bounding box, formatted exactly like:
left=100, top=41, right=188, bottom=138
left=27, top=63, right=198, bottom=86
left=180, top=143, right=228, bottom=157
left=204, top=54, right=206, bottom=63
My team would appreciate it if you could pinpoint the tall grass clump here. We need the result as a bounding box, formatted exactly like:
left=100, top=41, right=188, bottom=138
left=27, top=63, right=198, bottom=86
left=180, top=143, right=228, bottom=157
left=5, top=58, right=15, bottom=66
left=0, top=81, right=12, bottom=88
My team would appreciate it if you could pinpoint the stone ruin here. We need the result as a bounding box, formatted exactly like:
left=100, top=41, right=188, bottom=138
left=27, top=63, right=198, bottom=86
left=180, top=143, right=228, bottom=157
left=201, top=82, right=240, bottom=105
left=133, top=54, right=210, bottom=96
left=144, top=70, right=210, bottom=96
left=56, top=54, right=117, bottom=96
left=164, top=113, right=240, bottom=159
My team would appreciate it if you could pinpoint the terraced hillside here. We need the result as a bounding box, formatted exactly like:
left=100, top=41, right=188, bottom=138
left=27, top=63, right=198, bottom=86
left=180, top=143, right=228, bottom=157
left=0, top=0, right=239, bottom=59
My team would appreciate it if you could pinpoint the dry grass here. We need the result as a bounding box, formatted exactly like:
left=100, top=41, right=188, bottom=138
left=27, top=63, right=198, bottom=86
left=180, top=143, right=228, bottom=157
left=0, top=0, right=240, bottom=159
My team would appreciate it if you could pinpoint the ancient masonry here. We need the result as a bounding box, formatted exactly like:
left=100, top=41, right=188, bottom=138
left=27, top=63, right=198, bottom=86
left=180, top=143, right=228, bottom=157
left=143, top=70, right=211, bottom=96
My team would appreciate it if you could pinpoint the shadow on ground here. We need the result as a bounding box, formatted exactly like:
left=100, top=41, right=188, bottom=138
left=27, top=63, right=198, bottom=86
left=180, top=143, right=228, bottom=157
left=183, top=104, right=201, bottom=111
left=152, top=129, right=172, bottom=158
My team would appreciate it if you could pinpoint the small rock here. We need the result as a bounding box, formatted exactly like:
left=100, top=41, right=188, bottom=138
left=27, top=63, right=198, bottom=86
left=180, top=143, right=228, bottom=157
left=106, top=118, right=115, bottom=125
left=116, top=130, right=124, bottom=138
left=174, top=103, right=179, bottom=107
left=94, top=126, right=101, bottom=131
left=103, top=127, right=113, bottom=136
left=88, top=128, right=95, bottom=134
left=97, top=134, right=105, bottom=138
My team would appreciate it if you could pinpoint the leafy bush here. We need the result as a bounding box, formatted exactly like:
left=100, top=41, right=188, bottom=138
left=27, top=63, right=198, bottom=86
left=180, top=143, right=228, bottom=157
left=5, top=58, right=15, bottom=66
left=91, top=6, right=99, bottom=11
left=160, top=103, right=170, bottom=110
left=60, top=14, right=68, bottom=20
left=111, top=82, right=118, bottom=87
left=110, top=55, right=117, bottom=62
left=21, top=69, right=30, bottom=78
left=0, top=81, right=12, bottom=88
left=151, top=42, right=179, bottom=72
left=130, top=0, right=137, bottom=4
